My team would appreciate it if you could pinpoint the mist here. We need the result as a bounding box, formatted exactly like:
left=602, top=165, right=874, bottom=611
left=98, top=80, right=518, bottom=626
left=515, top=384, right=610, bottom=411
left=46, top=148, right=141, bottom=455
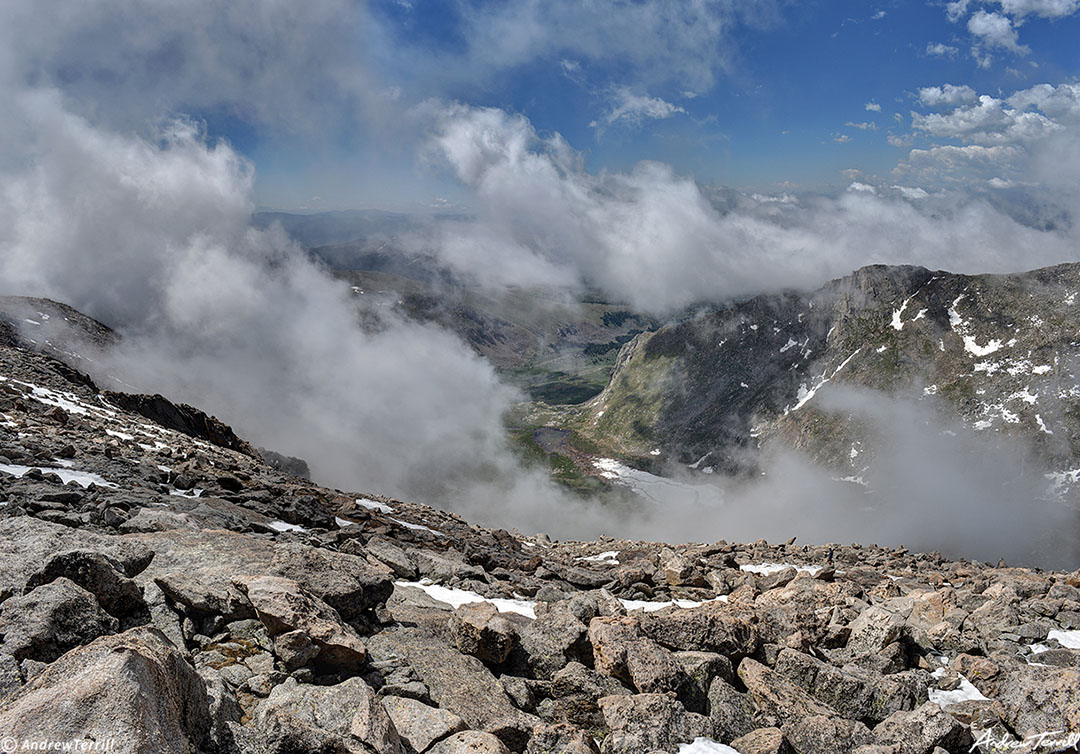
left=1, top=0, right=1079, bottom=569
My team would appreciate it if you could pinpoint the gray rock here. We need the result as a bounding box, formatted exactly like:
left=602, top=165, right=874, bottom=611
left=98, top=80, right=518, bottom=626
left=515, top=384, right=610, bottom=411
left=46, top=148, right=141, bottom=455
left=367, top=630, right=538, bottom=751
left=26, top=549, right=146, bottom=619
left=871, top=702, right=972, bottom=754
left=273, top=629, right=320, bottom=671
left=255, top=676, right=405, bottom=754
left=450, top=602, right=518, bottom=664
left=637, top=605, right=758, bottom=659
left=0, top=516, right=152, bottom=599
left=845, top=607, right=905, bottom=656
left=598, top=693, right=713, bottom=754
left=588, top=616, right=687, bottom=694
left=781, top=714, right=876, bottom=754
left=707, top=676, right=755, bottom=742
left=0, top=627, right=212, bottom=754
left=382, top=696, right=467, bottom=753
left=0, top=652, right=22, bottom=702
left=238, top=575, right=367, bottom=671
left=729, top=727, right=794, bottom=754
left=366, top=536, right=419, bottom=579
left=737, top=658, right=838, bottom=723
left=525, top=722, right=600, bottom=754
left=517, top=611, right=589, bottom=680
left=773, top=649, right=926, bottom=724
left=428, top=731, right=512, bottom=754
left=0, top=578, right=119, bottom=662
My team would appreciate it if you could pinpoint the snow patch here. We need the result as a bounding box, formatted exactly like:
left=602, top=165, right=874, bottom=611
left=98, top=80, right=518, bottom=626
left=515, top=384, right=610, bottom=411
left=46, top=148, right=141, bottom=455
left=268, top=520, right=306, bottom=533
left=678, top=739, right=741, bottom=754
left=396, top=580, right=536, bottom=618
left=0, top=463, right=118, bottom=488
left=390, top=517, right=445, bottom=537
left=620, top=596, right=728, bottom=612
left=891, top=296, right=913, bottom=331
left=788, top=349, right=861, bottom=413
left=593, top=458, right=711, bottom=506
left=1047, top=629, right=1080, bottom=649
left=928, top=669, right=988, bottom=707
left=740, top=562, right=823, bottom=576
left=579, top=551, right=620, bottom=564
left=356, top=497, right=394, bottom=514
left=169, top=488, right=204, bottom=499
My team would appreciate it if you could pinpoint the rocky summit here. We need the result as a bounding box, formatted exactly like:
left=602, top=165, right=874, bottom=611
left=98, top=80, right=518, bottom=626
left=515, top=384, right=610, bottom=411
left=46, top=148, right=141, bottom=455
left=2, top=302, right=1080, bottom=754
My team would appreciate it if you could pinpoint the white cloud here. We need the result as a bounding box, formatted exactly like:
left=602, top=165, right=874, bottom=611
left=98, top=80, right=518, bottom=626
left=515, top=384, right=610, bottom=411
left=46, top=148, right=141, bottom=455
left=845, top=121, right=879, bottom=131
left=918, top=84, right=978, bottom=107
left=926, top=42, right=960, bottom=57
left=833, top=133, right=852, bottom=143
left=967, top=11, right=1029, bottom=54
left=595, top=88, right=687, bottom=129
left=1007, top=82, right=1080, bottom=120
left=901, top=144, right=1026, bottom=182
left=419, top=103, right=1080, bottom=315
left=0, top=92, right=555, bottom=517
left=997, top=0, right=1080, bottom=17
left=911, top=94, right=1062, bottom=144
left=0, top=0, right=379, bottom=136
left=872, top=10, right=887, bottom=19
left=865, top=102, right=882, bottom=112
left=418, top=0, right=782, bottom=95
left=946, top=0, right=971, bottom=22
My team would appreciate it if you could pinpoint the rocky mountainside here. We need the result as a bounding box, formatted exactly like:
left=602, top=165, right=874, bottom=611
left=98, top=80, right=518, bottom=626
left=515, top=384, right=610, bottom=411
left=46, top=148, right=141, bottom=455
left=528, top=263, right=1080, bottom=488
left=2, top=300, right=1080, bottom=753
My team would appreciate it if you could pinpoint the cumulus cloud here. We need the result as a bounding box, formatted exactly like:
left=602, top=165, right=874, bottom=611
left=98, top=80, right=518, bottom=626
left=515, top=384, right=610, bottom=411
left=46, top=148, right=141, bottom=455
left=1007, top=82, right=1080, bottom=120
left=845, top=121, right=879, bottom=131
left=946, top=0, right=972, bottom=22
left=912, top=94, right=1062, bottom=143
left=997, top=0, right=1080, bottom=17
left=918, top=83, right=978, bottom=107
left=967, top=10, right=1029, bottom=54
left=926, top=42, right=960, bottom=57
left=411, top=102, right=1080, bottom=315
left=865, top=101, right=882, bottom=112
left=592, top=88, right=687, bottom=129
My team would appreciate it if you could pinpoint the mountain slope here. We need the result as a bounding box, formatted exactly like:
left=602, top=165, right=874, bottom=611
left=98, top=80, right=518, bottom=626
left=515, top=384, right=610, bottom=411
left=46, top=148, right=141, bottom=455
left=3, top=299, right=1080, bottom=754
left=536, top=263, right=1080, bottom=485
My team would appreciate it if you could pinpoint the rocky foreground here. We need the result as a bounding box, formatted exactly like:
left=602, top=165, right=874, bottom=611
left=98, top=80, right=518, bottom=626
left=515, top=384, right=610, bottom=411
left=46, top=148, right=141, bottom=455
left=1, top=322, right=1080, bottom=754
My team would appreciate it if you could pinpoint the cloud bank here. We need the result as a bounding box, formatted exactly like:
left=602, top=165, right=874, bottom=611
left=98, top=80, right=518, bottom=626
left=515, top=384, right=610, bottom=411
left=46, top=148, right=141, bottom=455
left=410, top=99, right=1079, bottom=313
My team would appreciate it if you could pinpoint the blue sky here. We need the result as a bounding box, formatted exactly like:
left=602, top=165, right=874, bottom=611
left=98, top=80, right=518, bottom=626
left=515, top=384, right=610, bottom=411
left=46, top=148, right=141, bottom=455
left=219, top=0, right=1080, bottom=209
